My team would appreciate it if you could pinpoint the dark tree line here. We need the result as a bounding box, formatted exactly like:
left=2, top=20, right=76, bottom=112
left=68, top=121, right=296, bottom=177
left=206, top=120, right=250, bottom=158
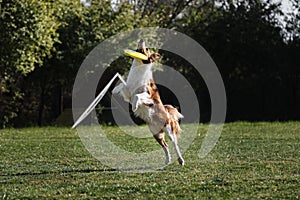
left=175, top=0, right=300, bottom=121
left=0, top=0, right=299, bottom=127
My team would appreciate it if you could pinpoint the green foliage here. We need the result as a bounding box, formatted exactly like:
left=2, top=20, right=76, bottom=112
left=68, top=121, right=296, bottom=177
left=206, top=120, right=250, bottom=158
left=0, top=0, right=158, bottom=127
left=0, top=0, right=61, bottom=127
left=0, top=122, right=299, bottom=198
left=0, top=0, right=60, bottom=75
left=286, top=0, right=300, bottom=40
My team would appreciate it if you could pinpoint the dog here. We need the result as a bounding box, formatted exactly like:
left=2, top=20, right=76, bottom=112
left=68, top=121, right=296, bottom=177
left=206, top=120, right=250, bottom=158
left=112, top=39, right=184, bottom=165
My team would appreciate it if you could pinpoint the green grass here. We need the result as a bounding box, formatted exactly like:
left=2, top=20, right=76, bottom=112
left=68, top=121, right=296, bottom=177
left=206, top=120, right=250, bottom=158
left=1, top=122, right=300, bottom=199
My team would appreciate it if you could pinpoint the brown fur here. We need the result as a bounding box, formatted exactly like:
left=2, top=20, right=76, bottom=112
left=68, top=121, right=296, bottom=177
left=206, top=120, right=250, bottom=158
left=136, top=46, right=160, bottom=64
left=153, top=131, right=168, bottom=148
left=164, top=105, right=183, bottom=135
left=146, top=79, right=183, bottom=136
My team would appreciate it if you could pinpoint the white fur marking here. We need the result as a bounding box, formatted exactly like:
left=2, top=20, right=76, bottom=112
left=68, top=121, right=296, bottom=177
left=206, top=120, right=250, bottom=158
left=163, top=146, right=171, bottom=165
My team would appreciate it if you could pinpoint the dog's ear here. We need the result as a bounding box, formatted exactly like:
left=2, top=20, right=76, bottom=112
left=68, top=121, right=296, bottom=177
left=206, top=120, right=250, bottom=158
left=149, top=53, right=160, bottom=63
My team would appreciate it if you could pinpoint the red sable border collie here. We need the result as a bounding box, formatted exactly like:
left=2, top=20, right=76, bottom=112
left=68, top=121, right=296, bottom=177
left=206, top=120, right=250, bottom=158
left=112, top=39, right=184, bottom=165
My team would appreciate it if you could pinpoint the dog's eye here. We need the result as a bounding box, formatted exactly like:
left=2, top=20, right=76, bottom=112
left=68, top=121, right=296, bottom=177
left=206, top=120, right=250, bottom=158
left=146, top=48, right=149, bottom=51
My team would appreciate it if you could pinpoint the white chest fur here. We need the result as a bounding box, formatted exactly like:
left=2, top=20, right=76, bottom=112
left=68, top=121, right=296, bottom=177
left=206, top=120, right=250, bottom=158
left=126, top=59, right=153, bottom=96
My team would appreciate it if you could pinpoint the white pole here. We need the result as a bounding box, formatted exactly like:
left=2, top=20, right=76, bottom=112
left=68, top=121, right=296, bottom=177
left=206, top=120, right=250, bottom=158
left=72, top=73, right=126, bottom=128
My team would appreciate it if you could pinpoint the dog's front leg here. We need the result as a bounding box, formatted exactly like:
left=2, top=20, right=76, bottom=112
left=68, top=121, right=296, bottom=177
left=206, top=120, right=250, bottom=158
left=112, top=83, right=131, bottom=103
left=112, top=83, right=124, bottom=95
left=131, top=92, right=153, bottom=112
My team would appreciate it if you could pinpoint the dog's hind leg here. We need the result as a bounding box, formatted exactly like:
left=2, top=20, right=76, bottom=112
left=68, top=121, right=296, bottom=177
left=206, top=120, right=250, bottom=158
left=163, top=125, right=185, bottom=165
left=154, top=131, right=171, bottom=165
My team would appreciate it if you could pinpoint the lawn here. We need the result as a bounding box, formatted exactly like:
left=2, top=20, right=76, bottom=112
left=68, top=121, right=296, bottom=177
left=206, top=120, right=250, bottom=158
left=1, top=122, right=300, bottom=199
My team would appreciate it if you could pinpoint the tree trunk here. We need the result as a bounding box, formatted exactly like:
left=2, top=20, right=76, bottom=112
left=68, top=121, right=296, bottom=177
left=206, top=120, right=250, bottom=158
left=37, top=84, right=46, bottom=126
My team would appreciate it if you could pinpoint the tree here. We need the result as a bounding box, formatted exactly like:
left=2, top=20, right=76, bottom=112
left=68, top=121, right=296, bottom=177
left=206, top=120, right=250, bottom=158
left=8, top=0, right=166, bottom=126
left=285, top=0, right=300, bottom=40
left=175, top=0, right=290, bottom=121
left=2, top=0, right=298, bottom=127
left=0, top=0, right=61, bottom=127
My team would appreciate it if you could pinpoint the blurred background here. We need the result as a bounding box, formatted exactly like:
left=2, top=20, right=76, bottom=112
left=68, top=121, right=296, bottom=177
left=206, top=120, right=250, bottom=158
left=0, top=0, right=299, bottom=128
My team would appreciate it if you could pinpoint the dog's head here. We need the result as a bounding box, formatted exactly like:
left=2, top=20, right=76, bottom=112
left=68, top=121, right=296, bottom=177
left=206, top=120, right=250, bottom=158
left=136, top=39, right=160, bottom=64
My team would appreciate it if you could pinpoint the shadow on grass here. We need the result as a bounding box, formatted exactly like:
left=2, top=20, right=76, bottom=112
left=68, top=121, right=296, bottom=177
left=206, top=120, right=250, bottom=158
left=1, top=168, right=116, bottom=179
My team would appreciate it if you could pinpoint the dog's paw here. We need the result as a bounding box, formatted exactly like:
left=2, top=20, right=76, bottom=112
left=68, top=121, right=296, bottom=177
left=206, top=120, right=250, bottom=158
left=132, top=95, right=139, bottom=112
left=132, top=106, right=138, bottom=112
left=112, top=83, right=123, bottom=94
left=178, top=157, right=185, bottom=166
left=165, top=158, right=171, bottom=165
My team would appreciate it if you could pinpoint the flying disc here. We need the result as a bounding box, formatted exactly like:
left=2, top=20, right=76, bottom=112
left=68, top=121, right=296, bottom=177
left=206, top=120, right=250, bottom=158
left=124, top=49, right=148, bottom=60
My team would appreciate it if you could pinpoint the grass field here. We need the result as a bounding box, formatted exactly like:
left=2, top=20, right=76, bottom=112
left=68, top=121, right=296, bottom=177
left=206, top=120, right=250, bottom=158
left=1, top=122, right=300, bottom=199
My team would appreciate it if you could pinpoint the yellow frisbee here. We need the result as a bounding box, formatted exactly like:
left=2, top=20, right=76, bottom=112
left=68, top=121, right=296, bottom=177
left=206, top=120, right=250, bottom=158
left=124, top=49, right=148, bottom=60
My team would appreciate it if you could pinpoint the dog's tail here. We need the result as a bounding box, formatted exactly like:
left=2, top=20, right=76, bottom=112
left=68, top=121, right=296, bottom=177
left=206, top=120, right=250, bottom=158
left=164, top=105, right=184, bottom=135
